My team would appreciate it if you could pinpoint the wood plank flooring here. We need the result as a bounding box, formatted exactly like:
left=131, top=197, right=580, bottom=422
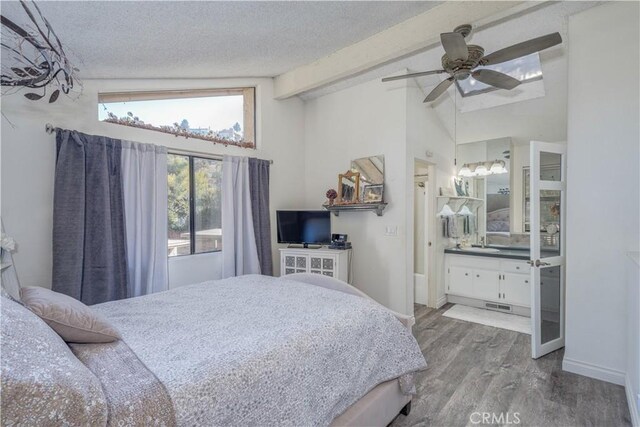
left=390, top=304, right=631, bottom=427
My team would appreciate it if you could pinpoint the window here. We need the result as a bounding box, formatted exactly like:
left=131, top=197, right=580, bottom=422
left=456, top=53, right=543, bottom=97
left=167, top=154, right=222, bottom=257
left=98, top=88, right=256, bottom=148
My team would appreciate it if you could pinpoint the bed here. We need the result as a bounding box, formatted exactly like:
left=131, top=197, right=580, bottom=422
left=1, top=273, right=426, bottom=426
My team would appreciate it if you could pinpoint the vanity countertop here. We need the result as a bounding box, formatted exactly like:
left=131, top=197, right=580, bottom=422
left=444, top=246, right=559, bottom=260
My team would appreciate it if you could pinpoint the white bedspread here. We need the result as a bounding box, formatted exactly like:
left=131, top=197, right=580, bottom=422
left=93, top=274, right=427, bottom=426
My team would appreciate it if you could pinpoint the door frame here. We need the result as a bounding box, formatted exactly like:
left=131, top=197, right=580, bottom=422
left=409, top=159, right=438, bottom=310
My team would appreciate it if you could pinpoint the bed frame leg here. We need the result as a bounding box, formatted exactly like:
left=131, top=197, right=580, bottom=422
left=400, top=401, right=411, bottom=416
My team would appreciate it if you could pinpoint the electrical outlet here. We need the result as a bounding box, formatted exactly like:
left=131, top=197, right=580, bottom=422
left=385, top=226, right=398, bottom=237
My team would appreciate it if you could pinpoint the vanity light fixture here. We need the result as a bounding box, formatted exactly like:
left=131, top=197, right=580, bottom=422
left=457, top=160, right=508, bottom=177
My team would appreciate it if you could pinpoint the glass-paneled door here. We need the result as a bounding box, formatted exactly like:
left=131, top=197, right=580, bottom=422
left=529, top=141, right=566, bottom=359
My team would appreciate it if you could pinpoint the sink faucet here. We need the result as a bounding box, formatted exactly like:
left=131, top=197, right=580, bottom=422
left=480, top=236, right=486, bottom=248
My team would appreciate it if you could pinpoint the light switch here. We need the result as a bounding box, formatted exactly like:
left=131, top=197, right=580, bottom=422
left=385, top=226, right=398, bottom=237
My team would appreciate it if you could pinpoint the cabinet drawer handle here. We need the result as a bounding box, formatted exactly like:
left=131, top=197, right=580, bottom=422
left=516, top=266, right=520, bottom=270
left=476, top=274, right=480, bottom=278
left=465, top=273, right=468, bottom=276
left=525, top=280, right=529, bottom=284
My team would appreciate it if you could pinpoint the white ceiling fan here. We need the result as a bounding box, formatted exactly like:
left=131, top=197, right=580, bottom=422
left=382, top=24, right=562, bottom=103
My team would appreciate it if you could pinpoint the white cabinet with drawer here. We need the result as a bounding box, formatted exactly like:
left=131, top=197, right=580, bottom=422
left=279, top=248, right=351, bottom=283
left=445, top=254, right=531, bottom=310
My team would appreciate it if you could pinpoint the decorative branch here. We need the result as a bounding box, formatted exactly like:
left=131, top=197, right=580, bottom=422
left=1, top=0, right=81, bottom=103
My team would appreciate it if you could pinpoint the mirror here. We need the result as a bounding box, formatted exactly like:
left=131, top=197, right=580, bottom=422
left=337, top=170, right=360, bottom=204
left=457, top=138, right=512, bottom=242
left=350, top=155, right=385, bottom=203
left=457, top=138, right=563, bottom=248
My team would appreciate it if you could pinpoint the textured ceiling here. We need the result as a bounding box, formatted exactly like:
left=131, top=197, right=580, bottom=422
left=0, top=1, right=439, bottom=79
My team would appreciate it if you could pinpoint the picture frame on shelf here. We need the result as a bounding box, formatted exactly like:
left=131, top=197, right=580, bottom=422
left=363, top=184, right=383, bottom=203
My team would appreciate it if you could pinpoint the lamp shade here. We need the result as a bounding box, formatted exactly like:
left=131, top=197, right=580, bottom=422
left=458, top=165, right=473, bottom=177
left=490, top=160, right=506, bottom=174
left=474, top=164, right=489, bottom=176
left=458, top=205, right=473, bottom=216
left=437, top=204, right=455, bottom=217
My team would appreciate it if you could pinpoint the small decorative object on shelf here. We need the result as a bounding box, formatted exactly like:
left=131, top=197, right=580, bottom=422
left=337, top=170, right=360, bottom=204
left=363, top=184, right=383, bottom=203
left=326, top=189, right=338, bottom=206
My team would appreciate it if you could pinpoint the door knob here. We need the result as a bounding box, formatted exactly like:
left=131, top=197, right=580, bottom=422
left=535, top=259, right=551, bottom=267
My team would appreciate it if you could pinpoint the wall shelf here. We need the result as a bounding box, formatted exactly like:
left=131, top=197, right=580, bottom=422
left=437, top=196, right=484, bottom=212
left=322, top=202, right=387, bottom=217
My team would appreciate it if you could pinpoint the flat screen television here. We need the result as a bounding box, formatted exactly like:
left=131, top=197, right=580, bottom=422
left=276, top=210, right=331, bottom=245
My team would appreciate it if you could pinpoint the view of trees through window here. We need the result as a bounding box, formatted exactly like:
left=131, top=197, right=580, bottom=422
left=167, top=154, right=222, bottom=256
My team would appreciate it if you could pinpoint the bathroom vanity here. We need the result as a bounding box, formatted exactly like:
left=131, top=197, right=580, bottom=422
left=444, top=247, right=561, bottom=317
left=445, top=247, right=532, bottom=316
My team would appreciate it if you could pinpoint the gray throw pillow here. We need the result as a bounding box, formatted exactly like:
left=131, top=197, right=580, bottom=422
left=20, top=287, right=121, bottom=343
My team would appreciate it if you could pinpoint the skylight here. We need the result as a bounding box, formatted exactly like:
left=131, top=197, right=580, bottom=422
left=456, top=53, right=543, bottom=97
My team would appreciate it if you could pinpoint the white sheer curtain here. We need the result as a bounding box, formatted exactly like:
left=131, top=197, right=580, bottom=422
left=121, top=141, right=168, bottom=297
left=222, top=156, right=260, bottom=278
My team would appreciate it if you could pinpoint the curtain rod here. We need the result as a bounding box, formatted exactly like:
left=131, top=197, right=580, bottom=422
left=44, top=123, right=273, bottom=164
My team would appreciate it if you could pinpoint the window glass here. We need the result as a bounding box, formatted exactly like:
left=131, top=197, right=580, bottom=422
left=167, top=154, right=222, bottom=256
left=98, top=88, right=255, bottom=148
left=456, top=53, right=543, bottom=97
left=194, top=158, right=222, bottom=253
left=167, top=154, right=191, bottom=256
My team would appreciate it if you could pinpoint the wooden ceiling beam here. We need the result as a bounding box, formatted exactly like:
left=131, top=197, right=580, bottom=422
left=274, top=1, right=546, bottom=99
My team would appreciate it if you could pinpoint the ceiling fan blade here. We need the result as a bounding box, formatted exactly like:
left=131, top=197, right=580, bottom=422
left=423, top=77, right=454, bottom=103
left=441, top=32, right=469, bottom=61
left=481, top=32, right=562, bottom=65
left=381, top=70, right=446, bottom=82
left=472, top=69, right=521, bottom=90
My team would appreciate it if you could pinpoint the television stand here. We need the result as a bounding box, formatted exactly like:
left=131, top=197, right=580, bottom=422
left=287, top=243, right=322, bottom=249
left=280, top=247, right=352, bottom=283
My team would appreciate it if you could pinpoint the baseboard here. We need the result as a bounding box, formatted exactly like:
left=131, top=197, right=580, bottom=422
left=562, top=357, right=625, bottom=386
left=436, top=295, right=447, bottom=309
left=625, top=374, right=640, bottom=427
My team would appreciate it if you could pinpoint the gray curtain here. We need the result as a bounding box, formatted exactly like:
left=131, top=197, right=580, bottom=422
left=248, top=158, right=273, bottom=276
left=52, top=129, right=128, bottom=305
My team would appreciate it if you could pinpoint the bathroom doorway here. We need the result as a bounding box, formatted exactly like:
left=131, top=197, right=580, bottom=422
left=414, top=160, right=435, bottom=306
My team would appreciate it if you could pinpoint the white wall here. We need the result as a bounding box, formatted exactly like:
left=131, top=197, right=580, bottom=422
left=563, top=1, right=640, bottom=386
left=0, top=78, right=305, bottom=289
left=405, top=83, right=456, bottom=309
left=303, top=77, right=409, bottom=314
left=303, top=77, right=454, bottom=315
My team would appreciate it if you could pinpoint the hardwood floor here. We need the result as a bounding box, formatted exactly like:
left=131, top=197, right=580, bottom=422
left=390, top=304, right=631, bottom=427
